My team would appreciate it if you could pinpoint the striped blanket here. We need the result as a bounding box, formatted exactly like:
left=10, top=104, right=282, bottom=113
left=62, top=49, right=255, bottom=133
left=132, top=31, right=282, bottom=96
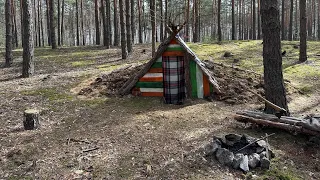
left=163, top=56, right=185, bottom=104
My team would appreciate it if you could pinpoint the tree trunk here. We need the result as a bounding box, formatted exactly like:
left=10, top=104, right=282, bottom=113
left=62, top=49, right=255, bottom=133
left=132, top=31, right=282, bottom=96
left=101, top=0, right=108, bottom=47
left=76, top=0, right=79, bottom=46
left=257, top=0, right=261, bottom=39
left=217, top=0, right=222, bottom=42
left=46, top=0, right=51, bottom=46
left=81, top=0, right=85, bottom=45
left=159, top=0, right=163, bottom=42
left=131, top=0, right=135, bottom=44
left=232, top=0, right=235, bottom=40
left=150, top=0, right=156, bottom=56
left=186, top=0, right=190, bottom=42
left=239, top=0, right=242, bottom=40
left=49, top=0, right=57, bottom=49
left=95, top=0, right=100, bottom=45
left=37, top=0, right=41, bottom=46
left=40, top=0, right=44, bottom=46
left=300, top=0, right=307, bottom=62
left=194, top=0, right=200, bottom=42
left=261, top=0, right=289, bottom=115
left=281, top=0, right=285, bottom=40
left=106, top=0, right=112, bottom=46
left=114, top=0, right=120, bottom=46
left=252, top=0, right=256, bottom=40
left=33, top=0, right=37, bottom=47
left=5, top=0, right=13, bottom=67
left=58, top=0, right=60, bottom=46
left=22, top=0, right=35, bottom=77
left=119, top=0, right=128, bottom=59
left=318, top=0, right=320, bottom=40
left=164, top=0, right=168, bottom=39
left=12, top=0, right=18, bottom=48
left=288, top=0, right=294, bottom=41
left=61, top=0, right=64, bottom=45
left=138, top=0, right=143, bottom=43
left=126, top=0, right=132, bottom=53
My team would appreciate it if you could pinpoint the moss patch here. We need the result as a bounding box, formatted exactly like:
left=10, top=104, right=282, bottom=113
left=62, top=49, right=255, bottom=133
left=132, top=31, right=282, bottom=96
left=71, top=60, right=95, bottom=67
left=21, top=87, right=74, bottom=102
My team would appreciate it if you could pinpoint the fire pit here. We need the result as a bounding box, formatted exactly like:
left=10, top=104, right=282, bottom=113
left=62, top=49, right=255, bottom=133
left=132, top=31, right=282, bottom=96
left=204, top=134, right=274, bottom=172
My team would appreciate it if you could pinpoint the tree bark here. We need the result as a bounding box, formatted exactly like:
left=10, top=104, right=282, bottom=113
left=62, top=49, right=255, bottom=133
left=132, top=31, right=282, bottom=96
left=318, top=0, right=320, bottom=40
left=126, top=0, right=132, bottom=53
left=281, top=0, right=285, bottom=40
left=61, top=0, right=64, bottom=45
left=12, top=0, right=18, bottom=48
left=58, top=0, right=61, bottom=46
left=186, top=0, right=190, bottom=42
left=288, top=0, right=294, bottom=40
left=252, top=0, right=256, bottom=40
left=138, top=0, right=143, bottom=43
left=261, top=0, right=289, bottom=115
left=49, top=0, right=57, bottom=49
left=81, top=0, right=85, bottom=45
left=194, top=0, right=200, bottom=42
left=239, top=0, right=242, bottom=40
left=33, top=0, right=37, bottom=47
left=46, top=0, right=51, bottom=46
left=131, top=0, right=135, bottom=44
left=217, top=0, right=222, bottom=42
left=232, top=0, right=235, bottom=40
left=159, top=0, right=163, bottom=42
left=114, top=0, right=120, bottom=46
left=119, top=0, right=128, bottom=59
left=5, top=0, right=13, bottom=67
left=257, top=0, right=261, bottom=39
left=95, top=0, right=100, bottom=45
left=106, top=0, right=112, bottom=46
left=76, top=0, right=80, bottom=46
left=40, top=0, right=44, bottom=46
left=22, top=0, right=34, bottom=78
left=150, top=0, right=156, bottom=56
left=37, top=0, right=41, bottom=46
left=299, top=0, right=307, bottom=62
left=101, top=0, right=108, bottom=47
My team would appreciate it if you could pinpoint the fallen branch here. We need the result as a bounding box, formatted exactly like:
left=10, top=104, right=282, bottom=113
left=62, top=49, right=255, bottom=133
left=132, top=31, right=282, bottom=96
left=235, top=133, right=275, bottom=153
left=82, top=147, right=99, bottom=153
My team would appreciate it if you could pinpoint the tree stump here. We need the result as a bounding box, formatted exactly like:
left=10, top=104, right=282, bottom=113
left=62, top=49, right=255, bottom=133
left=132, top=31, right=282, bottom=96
left=23, top=109, right=40, bottom=130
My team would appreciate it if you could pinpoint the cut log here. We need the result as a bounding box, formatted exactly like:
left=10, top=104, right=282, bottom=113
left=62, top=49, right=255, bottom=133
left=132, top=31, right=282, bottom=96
left=235, top=114, right=320, bottom=136
left=23, top=109, right=40, bottom=130
left=237, top=111, right=320, bottom=132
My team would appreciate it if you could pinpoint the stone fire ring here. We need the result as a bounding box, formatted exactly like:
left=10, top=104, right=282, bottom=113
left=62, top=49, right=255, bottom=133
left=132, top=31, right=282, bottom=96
left=204, top=134, right=275, bottom=172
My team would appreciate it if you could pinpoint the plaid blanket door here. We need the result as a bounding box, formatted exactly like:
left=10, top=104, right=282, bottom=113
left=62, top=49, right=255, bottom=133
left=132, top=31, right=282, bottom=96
left=162, top=56, right=186, bottom=104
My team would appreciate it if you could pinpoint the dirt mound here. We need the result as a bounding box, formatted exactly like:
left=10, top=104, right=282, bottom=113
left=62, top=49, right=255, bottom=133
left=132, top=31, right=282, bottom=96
left=78, top=64, right=144, bottom=96
left=77, top=61, right=296, bottom=104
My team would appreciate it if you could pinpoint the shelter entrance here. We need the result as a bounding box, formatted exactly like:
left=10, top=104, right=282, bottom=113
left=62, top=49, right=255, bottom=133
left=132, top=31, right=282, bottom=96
left=162, top=56, right=186, bottom=104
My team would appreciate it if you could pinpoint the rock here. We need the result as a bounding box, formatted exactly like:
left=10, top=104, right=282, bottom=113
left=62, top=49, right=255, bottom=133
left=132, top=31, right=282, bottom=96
left=260, top=157, right=270, bottom=169
left=223, top=52, right=233, bottom=57
left=216, top=148, right=234, bottom=166
left=239, top=155, right=249, bottom=172
left=232, top=153, right=244, bottom=169
left=225, top=134, right=242, bottom=146
left=257, top=140, right=268, bottom=148
left=248, top=153, right=260, bottom=168
left=212, top=139, right=222, bottom=153
left=259, top=151, right=267, bottom=159
left=204, top=143, right=214, bottom=156
left=241, top=134, right=256, bottom=145
left=256, top=147, right=265, bottom=154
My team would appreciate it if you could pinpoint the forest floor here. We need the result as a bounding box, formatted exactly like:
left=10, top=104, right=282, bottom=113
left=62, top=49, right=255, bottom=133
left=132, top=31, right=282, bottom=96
left=0, top=40, right=319, bottom=179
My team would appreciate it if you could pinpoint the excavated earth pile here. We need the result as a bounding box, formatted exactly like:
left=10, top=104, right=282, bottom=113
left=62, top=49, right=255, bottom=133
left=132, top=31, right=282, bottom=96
left=77, top=61, right=297, bottom=104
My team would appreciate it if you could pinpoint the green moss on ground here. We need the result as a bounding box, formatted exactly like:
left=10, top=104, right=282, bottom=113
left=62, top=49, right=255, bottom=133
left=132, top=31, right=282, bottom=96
left=21, top=87, right=73, bottom=102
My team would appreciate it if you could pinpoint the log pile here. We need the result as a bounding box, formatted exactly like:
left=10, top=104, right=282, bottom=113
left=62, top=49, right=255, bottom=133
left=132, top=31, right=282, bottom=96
left=234, top=110, right=320, bottom=136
